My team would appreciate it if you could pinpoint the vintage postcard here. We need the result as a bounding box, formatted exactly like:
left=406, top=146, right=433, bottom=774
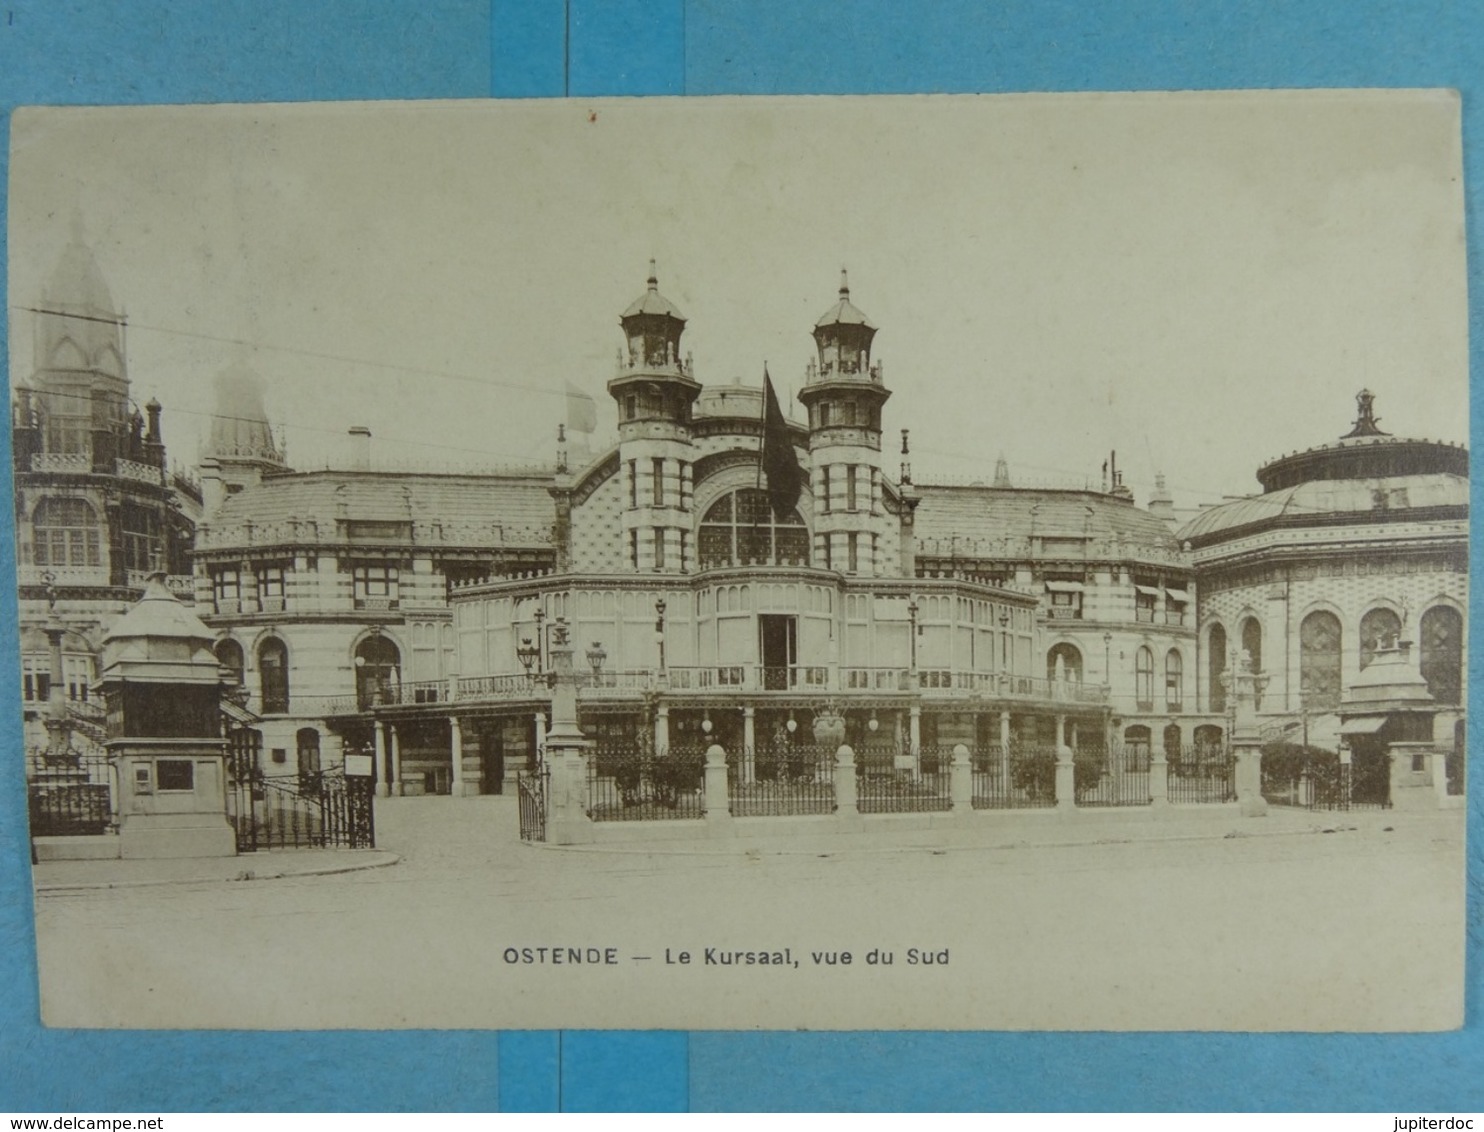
left=9, top=92, right=1466, bottom=1030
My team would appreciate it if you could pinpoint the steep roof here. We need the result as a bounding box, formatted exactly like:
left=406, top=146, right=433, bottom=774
left=913, top=485, right=1181, bottom=561
left=197, top=469, right=556, bottom=551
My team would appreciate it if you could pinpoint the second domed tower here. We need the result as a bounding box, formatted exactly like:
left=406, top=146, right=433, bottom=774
left=797, top=271, right=892, bottom=575
left=607, top=262, right=701, bottom=573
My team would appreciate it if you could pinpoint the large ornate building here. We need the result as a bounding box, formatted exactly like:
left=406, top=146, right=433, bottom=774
left=13, top=253, right=1466, bottom=808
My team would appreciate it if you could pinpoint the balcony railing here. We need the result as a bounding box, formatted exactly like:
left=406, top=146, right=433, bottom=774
left=354, top=596, right=399, bottom=611
left=1135, top=607, right=1156, bottom=623
left=1165, top=609, right=1187, bottom=626
left=1046, top=606, right=1082, bottom=620
left=285, top=667, right=1112, bottom=718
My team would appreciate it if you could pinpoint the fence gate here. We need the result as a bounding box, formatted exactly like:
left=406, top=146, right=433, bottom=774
left=517, top=767, right=548, bottom=842
left=228, top=769, right=376, bottom=852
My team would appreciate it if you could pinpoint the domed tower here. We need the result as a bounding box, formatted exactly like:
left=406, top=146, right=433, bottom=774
left=199, top=362, right=287, bottom=515
left=607, top=261, right=701, bottom=573
left=29, top=220, right=130, bottom=467
left=797, top=270, right=891, bottom=575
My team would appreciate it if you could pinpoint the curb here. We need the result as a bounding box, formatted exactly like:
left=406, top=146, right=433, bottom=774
left=34, top=851, right=401, bottom=894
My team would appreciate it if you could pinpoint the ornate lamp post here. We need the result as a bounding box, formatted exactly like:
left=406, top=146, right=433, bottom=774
left=907, top=598, right=920, bottom=676
left=40, top=571, right=69, bottom=757
left=654, top=597, right=667, bottom=672
left=516, top=636, right=540, bottom=683
left=532, top=607, right=546, bottom=674
left=586, top=641, right=607, bottom=684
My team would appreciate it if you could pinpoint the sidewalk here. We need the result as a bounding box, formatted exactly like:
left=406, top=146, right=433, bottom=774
left=32, top=847, right=399, bottom=893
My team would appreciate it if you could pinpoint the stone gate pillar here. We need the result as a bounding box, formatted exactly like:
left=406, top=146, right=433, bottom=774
left=544, top=619, right=593, bottom=845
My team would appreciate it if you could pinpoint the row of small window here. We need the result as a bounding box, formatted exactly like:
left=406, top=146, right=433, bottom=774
left=810, top=399, right=881, bottom=430
left=20, top=656, right=95, bottom=702
left=211, top=563, right=400, bottom=606
left=1046, top=642, right=1185, bottom=711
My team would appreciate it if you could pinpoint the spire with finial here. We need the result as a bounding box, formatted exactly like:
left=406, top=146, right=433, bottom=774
left=647, top=258, right=659, bottom=292
left=899, top=428, right=912, bottom=486
left=839, top=267, right=850, bottom=300
left=993, top=454, right=1012, bottom=489
left=1342, top=388, right=1390, bottom=439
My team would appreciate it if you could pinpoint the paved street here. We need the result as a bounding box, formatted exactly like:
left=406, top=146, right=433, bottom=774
left=33, top=797, right=1465, bottom=1031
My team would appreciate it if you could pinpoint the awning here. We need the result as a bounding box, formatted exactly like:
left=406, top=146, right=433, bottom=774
left=1045, top=580, right=1084, bottom=593
left=221, top=698, right=261, bottom=727
left=1339, top=715, right=1388, bottom=736
left=1165, top=588, right=1191, bottom=603
left=1134, top=584, right=1161, bottom=597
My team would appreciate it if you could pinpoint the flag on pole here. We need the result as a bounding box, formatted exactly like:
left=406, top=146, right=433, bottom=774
left=565, top=380, right=598, bottom=434
left=761, top=368, right=803, bottom=518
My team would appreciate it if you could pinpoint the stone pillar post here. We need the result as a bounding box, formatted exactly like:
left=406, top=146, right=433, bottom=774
left=704, top=744, right=731, bottom=824
left=374, top=722, right=390, bottom=798
left=655, top=703, right=671, bottom=755
left=742, top=706, right=756, bottom=784
left=1229, top=659, right=1268, bottom=817
left=1431, top=749, right=1452, bottom=807
left=1388, top=743, right=1431, bottom=810
left=999, top=710, right=1011, bottom=749
left=533, top=712, right=546, bottom=765
left=949, top=743, right=973, bottom=813
left=1149, top=742, right=1169, bottom=806
left=389, top=723, right=403, bottom=796
left=43, top=615, right=68, bottom=757
left=907, top=704, right=923, bottom=777
left=449, top=715, right=464, bottom=796
left=544, top=619, right=593, bottom=845
left=834, top=743, right=858, bottom=815
left=1054, top=714, right=1075, bottom=810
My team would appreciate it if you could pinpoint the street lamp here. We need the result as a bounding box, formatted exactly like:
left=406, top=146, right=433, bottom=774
left=586, top=641, right=607, bottom=683
left=532, top=607, right=546, bottom=674
left=516, top=636, right=540, bottom=681
left=654, top=597, right=667, bottom=672
left=1103, top=631, right=1112, bottom=684
left=907, top=598, right=919, bottom=674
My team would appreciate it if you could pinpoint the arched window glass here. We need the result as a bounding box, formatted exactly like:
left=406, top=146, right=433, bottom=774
left=1163, top=723, right=1182, bottom=761
left=355, top=634, right=402, bottom=710
left=1208, top=623, right=1227, bottom=713
left=1123, top=724, right=1151, bottom=772
left=1420, top=606, right=1463, bottom=706
left=1299, top=611, right=1343, bottom=711
left=258, top=638, right=289, bottom=714
left=215, top=638, right=245, bottom=688
left=33, top=498, right=101, bottom=568
left=1135, top=646, right=1155, bottom=711
left=1047, top=643, right=1082, bottom=684
left=1165, top=649, right=1184, bottom=711
left=1359, top=607, right=1402, bottom=670
left=697, top=489, right=809, bottom=569
left=1239, top=617, right=1262, bottom=709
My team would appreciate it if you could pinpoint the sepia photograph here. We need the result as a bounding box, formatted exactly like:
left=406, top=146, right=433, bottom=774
left=7, top=91, right=1468, bottom=1031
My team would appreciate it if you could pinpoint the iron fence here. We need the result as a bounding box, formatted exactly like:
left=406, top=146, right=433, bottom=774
left=1074, top=742, right=1151, bottom=807
left=728, top=745, right=836, bottom=816
left=1260, top=746, right=1391, bottom=811
left=517, top=767, right=549, bottom=841
left=588, top=745, right=706, bottom=821
left=855, top=746, right=952, bottom=814
left=227, top=768, right=375, bottom=851
left=971, top=743, right=1058, bottom=809
left=27, top=748, right=114, bottom=837
left=1166, top=744, right=1237, bottom=804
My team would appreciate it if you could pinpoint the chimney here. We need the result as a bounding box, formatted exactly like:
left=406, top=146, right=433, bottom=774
left=348, top=426, right=371, bottom=471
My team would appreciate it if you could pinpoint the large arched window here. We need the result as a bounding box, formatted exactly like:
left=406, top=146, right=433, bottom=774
left=1299, top=610, right=1343, bottom=711
left=32, top=498, right=101, bottom=568
left=697, top=489, right=809, bottom=569
left=1135, top=646, right=1155, bottom=711
left=1123, top=724, right=1151, bottom=772
left=355, top=634, right=402, bottom=709
left=1208, top=623, right=1227, bottom=713
left=1047, top=642, right=1082, bottom=684
left=1359, top=607, right=1402, bottom=669
left=1420, top=605, right=1463, bottom=706
left=1165, top=649, right=1184, bottom=711
left=215, top=638, right=245, bottom=688
left=258, top=637, right=289, bottom=714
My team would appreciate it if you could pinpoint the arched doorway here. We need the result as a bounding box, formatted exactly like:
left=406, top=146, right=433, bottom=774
left=355, top=634, right=401, bottom=709
left=1123, top=724, right=1152, bottom=772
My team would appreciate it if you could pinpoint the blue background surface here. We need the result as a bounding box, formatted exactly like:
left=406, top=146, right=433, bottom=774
left=1, top=0, right=1480, bottom=1112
